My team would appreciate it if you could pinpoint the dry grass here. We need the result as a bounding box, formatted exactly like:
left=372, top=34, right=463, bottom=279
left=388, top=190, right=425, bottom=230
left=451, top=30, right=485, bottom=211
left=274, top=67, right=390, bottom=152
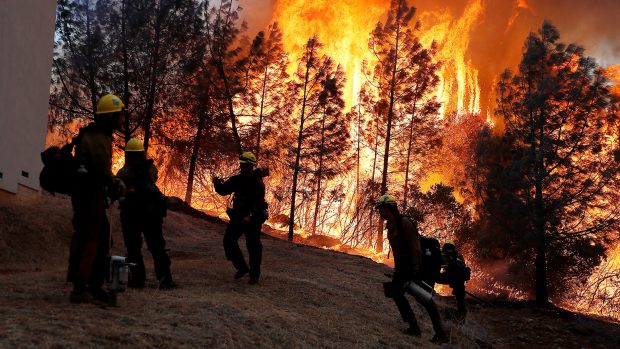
left=1, top=195, right=619, bottom=348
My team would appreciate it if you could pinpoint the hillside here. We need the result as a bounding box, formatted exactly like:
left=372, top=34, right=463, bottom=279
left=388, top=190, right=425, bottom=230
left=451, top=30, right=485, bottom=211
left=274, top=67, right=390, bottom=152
left=1, top=195, right=620, bottom=348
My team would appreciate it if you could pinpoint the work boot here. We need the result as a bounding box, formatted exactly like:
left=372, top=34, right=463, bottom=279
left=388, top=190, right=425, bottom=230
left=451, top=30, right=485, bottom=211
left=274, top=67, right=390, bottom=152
left=69, top=290, right=92, bottom=304
left=88, top=287, right=109, bottom=307
left=234, top=269, right=249, bottom=280
left=431, top=333, right=449, bottom=344
left=403, top=321, right=422, bottom=337
left=158, top=276, right=177, bottom=290
left=70, top=281, right=91, bottom=304
left=128, top=279, right=145, bottom=289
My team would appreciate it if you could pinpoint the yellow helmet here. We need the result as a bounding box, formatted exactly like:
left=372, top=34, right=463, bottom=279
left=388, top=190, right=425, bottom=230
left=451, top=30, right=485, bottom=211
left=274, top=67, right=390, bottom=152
left=444, top=240, right=455, bottom=248
left=239, top=151, right=257, bottom=165
left=96, top=94, right=125, bottom=114
left=375, top=194, right=397, bottom=209
left=125, top=138, right=144, bottom=152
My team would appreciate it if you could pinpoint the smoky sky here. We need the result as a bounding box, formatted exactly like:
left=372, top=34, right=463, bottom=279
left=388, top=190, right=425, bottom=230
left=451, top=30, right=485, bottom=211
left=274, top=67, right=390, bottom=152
left=241, top=0, right=620, bottom=66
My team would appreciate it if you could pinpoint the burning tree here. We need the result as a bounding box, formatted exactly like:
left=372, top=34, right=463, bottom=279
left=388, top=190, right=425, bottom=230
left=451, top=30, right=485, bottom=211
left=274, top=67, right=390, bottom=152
left=366, top=0, right=440, bottom=252
left=304, top=67, right=353, bottom=235
left=474, top=21, right=620, bottom=304
left=287, top=36, right=345, bottom=241
left=241, top=23, right=292, bottom=158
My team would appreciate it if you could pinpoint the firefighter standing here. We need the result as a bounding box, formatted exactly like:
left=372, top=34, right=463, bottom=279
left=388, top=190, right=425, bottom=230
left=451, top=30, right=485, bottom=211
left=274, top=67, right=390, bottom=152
left=438, top=240, right=468, bottom=319
left=67, top=94, right=124, bottom=304
left=213, top=152, right=268, bottom=285
left=376, top=195, right=448, bottom=343
left=116, top=138, right=175, bottom=289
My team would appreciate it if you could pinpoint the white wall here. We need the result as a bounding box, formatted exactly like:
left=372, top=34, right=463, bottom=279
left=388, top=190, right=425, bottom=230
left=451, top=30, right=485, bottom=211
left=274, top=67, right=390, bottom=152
left=0, top=0, right=57, bottom=194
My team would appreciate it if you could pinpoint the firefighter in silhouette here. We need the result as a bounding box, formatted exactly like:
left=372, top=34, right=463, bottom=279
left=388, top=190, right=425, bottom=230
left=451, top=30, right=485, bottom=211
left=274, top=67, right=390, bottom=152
left=376, top=195, right=448, bottom=343
left=67, top=94, right=125, bottom=305
left=438, top=240, right=469, bottom=319
left=116, top=138, right=175, bottom=289
left=213, top=152, right=268, bottom=285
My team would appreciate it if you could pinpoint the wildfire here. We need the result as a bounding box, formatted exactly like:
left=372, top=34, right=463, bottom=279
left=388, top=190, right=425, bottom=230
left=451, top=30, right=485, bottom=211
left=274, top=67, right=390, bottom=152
left=273, top=0, right=484, bottom=116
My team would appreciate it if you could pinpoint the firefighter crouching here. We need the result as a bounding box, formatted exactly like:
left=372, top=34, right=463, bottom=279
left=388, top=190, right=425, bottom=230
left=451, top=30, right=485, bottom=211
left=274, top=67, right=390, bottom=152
left=116, top=138, right=175, bottom=289
left=376, top=195, right=448, bottom=344
left=213, top=152, right=268, bottom=285
left=68, top=94, right=125, bottom=305
left=437, top=240, right=470, bottom=319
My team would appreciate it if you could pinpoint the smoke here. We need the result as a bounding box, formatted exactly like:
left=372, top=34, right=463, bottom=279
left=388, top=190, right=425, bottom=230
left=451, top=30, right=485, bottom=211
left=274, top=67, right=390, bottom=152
left=239, top=0, right=275, bottom=37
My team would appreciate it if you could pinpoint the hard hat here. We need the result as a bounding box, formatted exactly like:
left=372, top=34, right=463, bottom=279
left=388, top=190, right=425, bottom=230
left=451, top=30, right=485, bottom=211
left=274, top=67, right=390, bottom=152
left=96, top=94, right=125, bottom=114
left=375, top=194, right=397, bottom=209
left=239, top=151, right=257, bottom=165
left=444, top=240, right=455, bottom=248
left=125, top=138, right=145, bottom=152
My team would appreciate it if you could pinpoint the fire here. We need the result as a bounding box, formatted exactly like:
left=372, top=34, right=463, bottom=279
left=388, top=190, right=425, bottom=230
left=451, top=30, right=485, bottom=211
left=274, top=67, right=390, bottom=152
left=418, top=0, right=483, bottom=116
left=273, top=0, right=483, bottom=115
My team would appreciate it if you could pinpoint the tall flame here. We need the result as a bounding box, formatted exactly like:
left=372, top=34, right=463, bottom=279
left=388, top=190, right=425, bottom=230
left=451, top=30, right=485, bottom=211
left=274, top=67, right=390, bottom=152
left=273, top=0, right=484, bottom=115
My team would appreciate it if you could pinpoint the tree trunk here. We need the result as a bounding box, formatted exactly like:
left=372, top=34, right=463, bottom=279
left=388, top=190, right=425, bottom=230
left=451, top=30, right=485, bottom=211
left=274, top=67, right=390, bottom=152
left=402, top=98, right=418, bottom=208
left=185, top=107, right=207, bottom=205
left=85, top=2, right=97, bottom=114
left=535, top=108, right=549, bottom=305
left=353, top=102, right=361, bottom=238
left=218, top=62, right=243, bottom=155
left=312, top=112, right=327, bottom=235
left=255, top=65, right=269, bottom=156
left=376, top=20, right=402, bottom=253
left=121, top=0, right=131, bottom=142
left=534, top=180, right=549, bottom=305
left=288, top=51, right=313, bottom=241
left=142, top=2, right=163, bottom=151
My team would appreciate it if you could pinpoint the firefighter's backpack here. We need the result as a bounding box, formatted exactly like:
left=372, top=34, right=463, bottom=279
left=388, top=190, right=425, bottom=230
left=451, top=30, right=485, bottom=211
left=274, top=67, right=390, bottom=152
left=39, top=142, right=78, bottom=195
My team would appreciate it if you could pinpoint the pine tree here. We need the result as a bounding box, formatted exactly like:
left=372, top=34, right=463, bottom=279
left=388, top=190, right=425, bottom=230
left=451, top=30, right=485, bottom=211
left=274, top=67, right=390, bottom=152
left=366, top=0, right=436, bottom=252
left=478, top=21, right=620, bottom=304
left=51, top=0, right=109, bottom=123
left=303, top=66, right=353, bottom=235
left=287, top=36, right=340, bottom=241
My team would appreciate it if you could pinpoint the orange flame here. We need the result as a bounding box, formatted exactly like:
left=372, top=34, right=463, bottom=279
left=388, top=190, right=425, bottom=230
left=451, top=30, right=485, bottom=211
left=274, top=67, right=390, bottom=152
left=273, top=0, right=483, bottom=115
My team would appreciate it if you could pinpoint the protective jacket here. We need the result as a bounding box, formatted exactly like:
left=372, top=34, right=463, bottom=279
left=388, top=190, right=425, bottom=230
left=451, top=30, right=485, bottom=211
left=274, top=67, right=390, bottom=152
left=117, top=159, right=165, bottom=215
left=214, top=171, right=266, bottom=218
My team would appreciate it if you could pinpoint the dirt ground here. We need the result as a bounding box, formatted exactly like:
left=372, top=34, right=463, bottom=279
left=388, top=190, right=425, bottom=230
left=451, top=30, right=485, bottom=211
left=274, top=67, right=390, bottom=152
left=1, top=195, right=620, bottom=348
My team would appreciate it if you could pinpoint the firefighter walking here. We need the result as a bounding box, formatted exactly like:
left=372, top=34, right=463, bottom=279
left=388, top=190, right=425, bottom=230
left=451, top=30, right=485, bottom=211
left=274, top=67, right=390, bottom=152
left=376, top=195, right=448, bottom=343
left=213, top=152, right=268, bottom=285
left=438, top=240, right=469, bottom=320
left=117, top=138, right=175, bottom=289
left=67, top=94, right=124, bottom=305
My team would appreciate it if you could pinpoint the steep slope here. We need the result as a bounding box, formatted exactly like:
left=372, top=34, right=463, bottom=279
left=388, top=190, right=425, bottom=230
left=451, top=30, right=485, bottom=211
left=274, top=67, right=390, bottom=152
left=1, top=195, right=619, bottom=348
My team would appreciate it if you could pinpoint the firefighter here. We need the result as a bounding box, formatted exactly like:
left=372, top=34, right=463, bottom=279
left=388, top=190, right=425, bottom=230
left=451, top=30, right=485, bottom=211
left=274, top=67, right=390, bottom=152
left=67, top=94, right=125, bottom=305
left=116, top=138, right=175, bottom=289
left=438, top=240, right=468, bottom=319
left=213, top=152, right=268, bottom=285
left=376, top=195, right=448, bottom=343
